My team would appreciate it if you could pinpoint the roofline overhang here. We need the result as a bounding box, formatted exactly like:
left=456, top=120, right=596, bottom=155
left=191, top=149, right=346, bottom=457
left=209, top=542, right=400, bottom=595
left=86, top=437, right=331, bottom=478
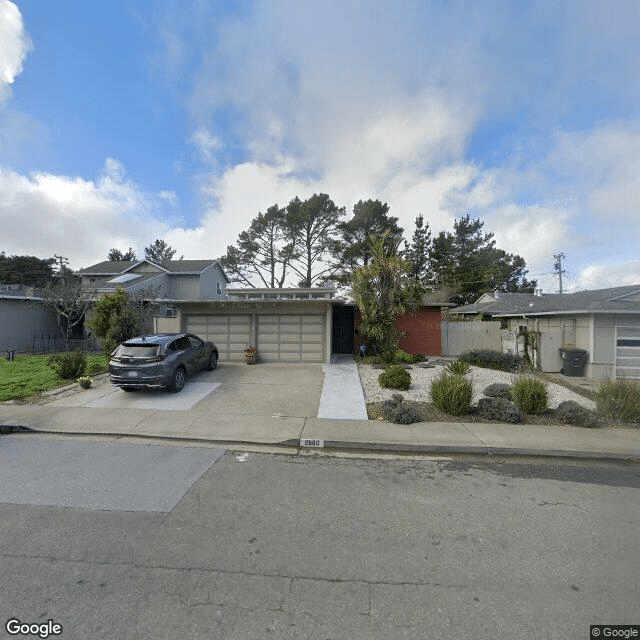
left=491, top=309, right=640, bottom=317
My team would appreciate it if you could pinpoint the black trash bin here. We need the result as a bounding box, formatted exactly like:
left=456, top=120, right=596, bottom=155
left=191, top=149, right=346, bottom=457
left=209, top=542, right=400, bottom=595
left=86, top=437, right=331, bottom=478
left=558, top=348, right=588, bottom=377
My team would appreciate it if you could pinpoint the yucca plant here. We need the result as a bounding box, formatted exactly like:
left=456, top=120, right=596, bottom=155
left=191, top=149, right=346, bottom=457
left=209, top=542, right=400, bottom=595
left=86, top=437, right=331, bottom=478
left=445, top=360, right=471, bottom=376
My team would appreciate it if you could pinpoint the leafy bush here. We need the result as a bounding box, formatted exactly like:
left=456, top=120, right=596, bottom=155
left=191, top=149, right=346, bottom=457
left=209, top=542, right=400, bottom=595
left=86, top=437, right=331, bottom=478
left=394, top=350, right=415, bottom=364
left=596, top=379, right=640, bottom=423
left=476, top=397, right=523, bottom=423
left=47, top=350, right=87, bottom=380
left=556, top=400, right=599, bottom=428
left=378, top=365, right=411, bottom=390
left=483, top=382, right=512, bottom=399
left=445, top=360, right=471, bottom=376
left=460, top=349, right=523, bottom=372
left=86, top=361, right=105, bottom=375
left=411, top=353, right=425, bottom=364
left=511, top=376, right=548, bottom=414
left=429, top=373, right=473, bottom=415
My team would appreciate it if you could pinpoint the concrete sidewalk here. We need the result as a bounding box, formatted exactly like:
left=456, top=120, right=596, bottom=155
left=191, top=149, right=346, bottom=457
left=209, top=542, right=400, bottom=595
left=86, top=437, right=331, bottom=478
left=1, top=359, right=640, bottom=462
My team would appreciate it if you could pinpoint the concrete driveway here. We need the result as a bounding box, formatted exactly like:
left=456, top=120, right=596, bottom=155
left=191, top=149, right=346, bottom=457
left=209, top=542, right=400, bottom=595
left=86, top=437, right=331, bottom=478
left=44, top=362, right=324, bottom=417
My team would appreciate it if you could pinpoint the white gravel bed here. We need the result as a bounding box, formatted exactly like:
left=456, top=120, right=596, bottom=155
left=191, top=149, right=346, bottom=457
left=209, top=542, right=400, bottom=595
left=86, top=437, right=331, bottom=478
left=357, top=363, right=597, bottom=410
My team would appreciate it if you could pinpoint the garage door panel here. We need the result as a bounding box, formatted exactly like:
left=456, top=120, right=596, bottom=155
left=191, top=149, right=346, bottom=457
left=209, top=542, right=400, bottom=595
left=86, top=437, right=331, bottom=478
left=257, top=314, right=324, bottom=362
left=185, top=315, right=251, bottom=361
left=616, top=327, right=640, bottom=379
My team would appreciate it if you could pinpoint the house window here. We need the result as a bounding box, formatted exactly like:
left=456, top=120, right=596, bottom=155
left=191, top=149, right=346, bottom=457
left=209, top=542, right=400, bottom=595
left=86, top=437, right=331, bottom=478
left=217, top=281, right=223, bottom=295
left=89, top=277, right=97, bottom=283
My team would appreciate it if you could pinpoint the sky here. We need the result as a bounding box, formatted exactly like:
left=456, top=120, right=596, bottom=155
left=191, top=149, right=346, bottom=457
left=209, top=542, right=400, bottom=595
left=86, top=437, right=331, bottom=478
left=1, top=0, right=639, bottom=293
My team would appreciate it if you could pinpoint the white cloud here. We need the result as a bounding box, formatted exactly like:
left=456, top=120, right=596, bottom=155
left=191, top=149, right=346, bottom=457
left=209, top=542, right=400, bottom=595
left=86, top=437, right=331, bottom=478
left=0, top=1, right=32, bottom=101
left=0, top=159, right=173, bottom=267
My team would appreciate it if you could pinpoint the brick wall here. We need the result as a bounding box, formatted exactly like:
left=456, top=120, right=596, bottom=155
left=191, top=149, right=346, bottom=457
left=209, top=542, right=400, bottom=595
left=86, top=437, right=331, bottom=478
left=355, top=307, right=442, bottom=356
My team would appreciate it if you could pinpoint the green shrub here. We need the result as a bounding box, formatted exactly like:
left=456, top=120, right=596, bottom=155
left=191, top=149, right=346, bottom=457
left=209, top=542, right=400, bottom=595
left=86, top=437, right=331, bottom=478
left=47, top=350, right=87, bottom=380
left=430, top=373, right=473, bottom=415
left=394, top=350, right=415, bottom=364
left=378, top=365, right=411, bottom=390
left=483, top=382, right=512, bottom=399
left=476, top=397, right=523, bottom=423
left=445, top=360, right=471, bottom=376
left=460, top=349, right=523, bottom=372
left=511, top=376, right=548, bottom=414
left=556, top=400, right=599, bottom=428
left=411, top=353, right=425, bottom=364
left=596, top=379, right=640, bottom=423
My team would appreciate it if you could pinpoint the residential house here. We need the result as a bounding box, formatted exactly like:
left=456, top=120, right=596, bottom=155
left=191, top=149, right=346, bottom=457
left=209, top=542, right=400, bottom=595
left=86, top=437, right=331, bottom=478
left=0, top=284, right=63, bottom=354
left=452, top=285, right=640, bottom=379
left=77, top=259, right=229, bottom=304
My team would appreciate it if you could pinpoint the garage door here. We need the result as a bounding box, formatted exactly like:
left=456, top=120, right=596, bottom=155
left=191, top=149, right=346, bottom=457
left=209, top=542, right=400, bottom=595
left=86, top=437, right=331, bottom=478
left=615, top=326, right=640, bottom=379
left=257, top=315, right=324, bottom=362
left=185, top=315, right=251, bottom=361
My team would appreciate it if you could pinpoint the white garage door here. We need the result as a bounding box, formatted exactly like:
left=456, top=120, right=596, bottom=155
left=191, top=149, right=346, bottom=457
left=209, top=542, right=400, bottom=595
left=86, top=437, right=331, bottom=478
left=185, top=315, right=251, bottom=361
left=257, top=315, right=324, bottom=362
left=615, top=326, right=640, bottom=379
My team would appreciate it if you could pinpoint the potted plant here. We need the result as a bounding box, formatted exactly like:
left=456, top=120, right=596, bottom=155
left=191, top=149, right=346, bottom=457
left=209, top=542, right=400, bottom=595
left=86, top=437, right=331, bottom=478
left=243, top=345, right=257, bottom=365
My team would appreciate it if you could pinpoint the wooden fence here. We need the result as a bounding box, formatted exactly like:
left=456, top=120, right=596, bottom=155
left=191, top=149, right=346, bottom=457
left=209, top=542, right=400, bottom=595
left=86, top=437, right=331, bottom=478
left=441, top=321, right=502, bottom=356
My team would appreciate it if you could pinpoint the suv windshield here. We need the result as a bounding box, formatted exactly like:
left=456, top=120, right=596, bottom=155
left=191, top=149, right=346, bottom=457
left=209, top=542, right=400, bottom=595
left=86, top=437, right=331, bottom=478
left=115, top=344, right=160, bottom=358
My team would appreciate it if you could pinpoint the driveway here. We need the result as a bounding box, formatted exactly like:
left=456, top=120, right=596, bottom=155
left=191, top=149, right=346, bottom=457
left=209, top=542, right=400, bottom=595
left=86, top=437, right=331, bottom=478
left=43, top=362, right=325, bottom=418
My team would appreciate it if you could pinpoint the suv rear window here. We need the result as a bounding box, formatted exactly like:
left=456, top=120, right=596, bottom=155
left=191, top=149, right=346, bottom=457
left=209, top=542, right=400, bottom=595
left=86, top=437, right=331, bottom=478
left=115, top=344, right=160, bottom=358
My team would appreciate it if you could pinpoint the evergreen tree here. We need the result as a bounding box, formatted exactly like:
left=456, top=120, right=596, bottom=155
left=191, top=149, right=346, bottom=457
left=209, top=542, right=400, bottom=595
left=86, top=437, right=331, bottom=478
left=286, top=194, right=346, bottom=287
left=332, top=199, right=403, bottom=284
left=108, top=247, right=137, bottom=261
left=404, top=214, right=432, bottom=282
left=144, top=239, right=181, bottom=264
left=428, top=214, right=535, bottom=305
left=220, top=204, right=296, bottom=287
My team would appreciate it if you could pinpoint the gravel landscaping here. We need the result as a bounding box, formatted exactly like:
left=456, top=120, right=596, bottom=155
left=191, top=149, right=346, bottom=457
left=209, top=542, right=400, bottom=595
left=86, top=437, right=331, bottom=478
left=357, top=361, right=596, bottom=409
left=354, top=360, right=639, bottom=428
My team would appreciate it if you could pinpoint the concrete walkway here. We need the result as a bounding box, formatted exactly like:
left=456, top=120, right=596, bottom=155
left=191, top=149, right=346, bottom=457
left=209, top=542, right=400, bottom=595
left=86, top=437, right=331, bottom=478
left=1, top=359, right=640, bottom=462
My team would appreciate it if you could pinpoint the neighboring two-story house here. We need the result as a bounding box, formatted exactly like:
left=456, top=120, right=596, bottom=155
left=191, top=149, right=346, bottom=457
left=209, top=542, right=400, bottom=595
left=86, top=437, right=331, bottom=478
left=77, top=259, right=229, bottom=303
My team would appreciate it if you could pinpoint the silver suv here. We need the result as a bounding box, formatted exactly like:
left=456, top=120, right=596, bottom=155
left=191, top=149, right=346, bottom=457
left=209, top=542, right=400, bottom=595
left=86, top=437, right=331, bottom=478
left=109, top=333, right=219, bottom=393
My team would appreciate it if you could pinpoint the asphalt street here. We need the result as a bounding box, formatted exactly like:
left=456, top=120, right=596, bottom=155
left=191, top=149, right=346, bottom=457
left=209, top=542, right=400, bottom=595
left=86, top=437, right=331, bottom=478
left=1, top=434, right=639, bottom=640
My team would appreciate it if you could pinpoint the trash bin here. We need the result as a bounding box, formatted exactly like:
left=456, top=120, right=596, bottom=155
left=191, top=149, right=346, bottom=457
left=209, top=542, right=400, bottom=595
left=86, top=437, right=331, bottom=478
left=558, top=348, right=588, bottom=377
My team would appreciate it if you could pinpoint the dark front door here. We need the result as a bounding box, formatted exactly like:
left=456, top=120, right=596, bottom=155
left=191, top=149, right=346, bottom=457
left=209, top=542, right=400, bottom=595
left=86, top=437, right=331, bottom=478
left=332, top=305, right=355, bottom=354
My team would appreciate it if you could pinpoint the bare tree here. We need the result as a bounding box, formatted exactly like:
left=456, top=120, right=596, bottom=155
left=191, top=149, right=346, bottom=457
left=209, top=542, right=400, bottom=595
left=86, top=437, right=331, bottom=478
left=36, top=281, right=96, bottom=350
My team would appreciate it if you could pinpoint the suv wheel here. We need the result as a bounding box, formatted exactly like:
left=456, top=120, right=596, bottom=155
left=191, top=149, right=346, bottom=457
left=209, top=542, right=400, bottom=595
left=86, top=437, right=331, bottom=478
left=207, top=352, right=218, bottom=371
left=169, top=367, right=186, bottom=393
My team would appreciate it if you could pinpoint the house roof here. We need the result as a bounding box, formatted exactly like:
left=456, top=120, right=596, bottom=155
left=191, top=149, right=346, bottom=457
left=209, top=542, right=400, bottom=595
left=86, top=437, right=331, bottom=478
left=452, top=285, right=640, bottom=317
left=77, top=259, right=228, bottom=279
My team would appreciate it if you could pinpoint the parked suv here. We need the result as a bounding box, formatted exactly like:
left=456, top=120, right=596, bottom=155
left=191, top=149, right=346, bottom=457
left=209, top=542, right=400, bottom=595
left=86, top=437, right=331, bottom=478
left=109, top=333, right=218, bottom=393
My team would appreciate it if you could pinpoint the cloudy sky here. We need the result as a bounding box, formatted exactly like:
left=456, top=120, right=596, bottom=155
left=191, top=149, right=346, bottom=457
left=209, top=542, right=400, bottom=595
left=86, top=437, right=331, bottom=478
left=1, top=0, right=639, bottom=292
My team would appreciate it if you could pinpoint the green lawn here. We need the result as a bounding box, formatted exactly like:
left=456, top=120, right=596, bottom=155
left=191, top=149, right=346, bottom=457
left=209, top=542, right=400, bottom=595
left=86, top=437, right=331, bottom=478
left=0, top=353, right=108, bottom=402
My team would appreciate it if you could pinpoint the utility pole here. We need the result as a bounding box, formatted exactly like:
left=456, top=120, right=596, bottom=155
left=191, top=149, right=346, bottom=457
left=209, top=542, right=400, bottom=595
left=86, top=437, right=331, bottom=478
left=553, top=252, right=566, bottom=294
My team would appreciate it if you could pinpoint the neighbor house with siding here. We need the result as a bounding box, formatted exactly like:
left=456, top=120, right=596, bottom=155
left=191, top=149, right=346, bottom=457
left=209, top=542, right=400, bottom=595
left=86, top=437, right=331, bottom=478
left=452, top=285, right=640, bottom=379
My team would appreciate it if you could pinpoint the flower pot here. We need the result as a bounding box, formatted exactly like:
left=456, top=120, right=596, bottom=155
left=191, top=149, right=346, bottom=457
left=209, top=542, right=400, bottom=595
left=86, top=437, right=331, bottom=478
left=245, top=355, right=257, bottom=365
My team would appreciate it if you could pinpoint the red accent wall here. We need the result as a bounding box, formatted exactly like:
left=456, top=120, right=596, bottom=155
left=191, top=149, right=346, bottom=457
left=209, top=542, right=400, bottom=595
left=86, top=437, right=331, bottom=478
left=355, top=308, right=442, bottom=356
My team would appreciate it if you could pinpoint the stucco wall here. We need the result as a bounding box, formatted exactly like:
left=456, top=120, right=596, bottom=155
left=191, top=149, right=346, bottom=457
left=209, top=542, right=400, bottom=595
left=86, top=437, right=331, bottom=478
left=0, top=298, right=61, bottom=353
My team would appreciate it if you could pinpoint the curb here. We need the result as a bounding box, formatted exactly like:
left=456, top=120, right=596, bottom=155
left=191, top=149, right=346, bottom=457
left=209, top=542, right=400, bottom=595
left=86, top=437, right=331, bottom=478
left=4, top=425, right=639, bottom=463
